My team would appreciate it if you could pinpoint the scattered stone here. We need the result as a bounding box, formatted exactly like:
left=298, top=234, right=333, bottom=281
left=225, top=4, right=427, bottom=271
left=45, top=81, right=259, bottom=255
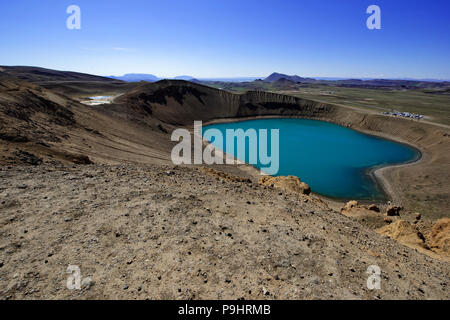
left=81, top=277, right=95, bottom=290
left=384, top=217, right=393, bottom=224
left=342, top=200, right=358, bottom=212
left=386, top=205, right=402, bottom=216
left=258, top=176, right=311, bottom=195
left=157, top=124, right=168, bottom=133
left=64, top=217, right=72, bottom=222
left=200, top=167, right=251, bottom=183
left=14, top=151, right=42, bottom=166
left=68, top=154, right=93, bottom=165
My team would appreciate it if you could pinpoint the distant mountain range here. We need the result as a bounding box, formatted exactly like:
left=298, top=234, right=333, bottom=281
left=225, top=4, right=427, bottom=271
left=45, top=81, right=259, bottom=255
left=264, top=72, right=316, bottom=83
left=173, top=75, right=195, bottom=81
left=313, top=76, right=450, bottom=82
left=3, top=67, right=447, bottom=84
left=108, top=74, right=196, bottom=82
left=106, top=71, right=450, bottom=85
left=108, top=73, right=161, bottom=82
left=198, top=77, right=260, bottom=82
left=108, top=74, right=258, bottom=83
left=264, top=73, right=450, bottom=83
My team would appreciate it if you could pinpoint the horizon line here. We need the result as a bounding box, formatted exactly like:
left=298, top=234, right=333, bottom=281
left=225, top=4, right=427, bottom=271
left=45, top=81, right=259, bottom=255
left=2, top=65, right=450, bottom=82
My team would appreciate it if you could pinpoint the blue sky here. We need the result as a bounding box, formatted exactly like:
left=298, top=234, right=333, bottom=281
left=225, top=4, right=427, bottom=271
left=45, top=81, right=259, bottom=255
left=1, top=0, right=449, bottom=79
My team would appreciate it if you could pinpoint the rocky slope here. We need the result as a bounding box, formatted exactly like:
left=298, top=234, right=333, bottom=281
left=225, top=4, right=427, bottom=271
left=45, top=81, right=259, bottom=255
left=0, top=77, right=174, bottom=167
left=0, top=66, right=135, bottom=97
left=0, top=66, right=119, bottom=83
left=115, top=80, right=336, bottom=126
left=0, top=164, right=448, bottom=300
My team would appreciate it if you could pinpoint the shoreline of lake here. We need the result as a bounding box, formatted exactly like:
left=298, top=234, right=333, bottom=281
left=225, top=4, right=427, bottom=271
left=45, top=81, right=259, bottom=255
left=201, top=115, right=423, bottom=204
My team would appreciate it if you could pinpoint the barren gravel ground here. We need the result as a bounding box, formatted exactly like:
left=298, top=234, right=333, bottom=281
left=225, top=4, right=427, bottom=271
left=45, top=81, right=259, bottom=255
left=0, top=164, right=448, bottom=300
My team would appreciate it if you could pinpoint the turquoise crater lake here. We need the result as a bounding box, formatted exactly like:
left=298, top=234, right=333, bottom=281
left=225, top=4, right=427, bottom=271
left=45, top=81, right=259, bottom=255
left=203, top=118, right=420, bottom=200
